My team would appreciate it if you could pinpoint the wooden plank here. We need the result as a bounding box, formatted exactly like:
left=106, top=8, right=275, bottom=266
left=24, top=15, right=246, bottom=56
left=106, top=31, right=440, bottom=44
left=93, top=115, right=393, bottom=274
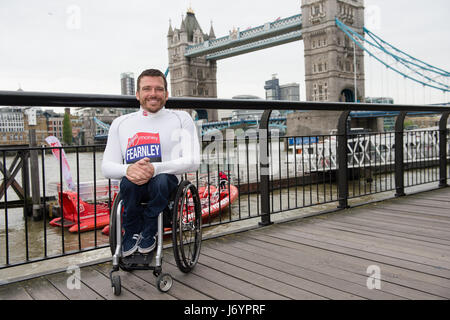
left=315, top=219, right=450, bottom=254
left=381, top=203, right=450, bottom=217
left=250, top=228, right=450, bottom=296
left=277, top=221, right=450, bottom=267
left=385, top=205, right=450, bottom=219
left=45, top=270, right=104, bottom=300
left=132, top=269, right=213, bottom=300
left=227, top=233, right=404, bottom=299
left=361, top=209, right=450, bottom=230
left=201, top=240, right=364, bottom=300
left=246, top=225, right=450, bottom=283
left=414, top=194, right=450, bottom=202
left=240, top=231, right=449, bottom=299
left=326, top=213, right=450, bottom=241
left=317, top=215, right=450, bottom=247
left=164, top=251, right=292, bottom=300
left=0, top=156, right=25, bottom=200
left=94, top=263, right=177, bottom=300
left=77, top=265, right=139, bottom=300
left=21, top=277, right=67, bottom=300
left=146, top=256, right=251, bottom=300
left=251, top=224, right=450, bottom=290
left=334, top=213, right=450, bottom=238
left=403, top=199, right=450, bottom=208
left=273, top=223, right=450, bottom=277
left=0, top=282, right=33, bottom=300
left=363, top=208, right=450, bottom=226
left=248, top=231, right=449, bottom=299
left=308, top=221, right=450, bottom=264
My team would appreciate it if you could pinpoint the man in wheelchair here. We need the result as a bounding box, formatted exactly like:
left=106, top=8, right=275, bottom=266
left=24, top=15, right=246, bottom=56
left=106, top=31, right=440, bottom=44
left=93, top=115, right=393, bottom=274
left=102, top=68, right=201, bottom=257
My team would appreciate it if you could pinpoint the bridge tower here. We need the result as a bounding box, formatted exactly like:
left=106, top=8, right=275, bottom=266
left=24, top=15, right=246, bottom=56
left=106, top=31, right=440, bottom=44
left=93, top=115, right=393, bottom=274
left=167, top=8, right=218, bottom=121
left=286, top=0, right=366, bottom=135
left=302, top=0, right=365, bottom=103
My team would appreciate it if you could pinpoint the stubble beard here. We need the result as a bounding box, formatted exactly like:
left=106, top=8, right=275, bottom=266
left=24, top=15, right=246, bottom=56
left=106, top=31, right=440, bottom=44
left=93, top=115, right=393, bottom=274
left=142, top=97, right=164, bottom=113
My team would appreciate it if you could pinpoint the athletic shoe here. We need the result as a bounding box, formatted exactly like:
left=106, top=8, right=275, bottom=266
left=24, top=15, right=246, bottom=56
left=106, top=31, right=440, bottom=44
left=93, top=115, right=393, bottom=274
left=138, top=234, right=156, bottom=254
left=122, top=233, right=141, bottom=257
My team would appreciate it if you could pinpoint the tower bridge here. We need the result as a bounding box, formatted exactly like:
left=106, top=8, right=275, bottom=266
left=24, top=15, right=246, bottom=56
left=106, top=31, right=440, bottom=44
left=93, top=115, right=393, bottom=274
left=166, top=0, right=448, bottom=135
left=94, top=1, right=449, bottom=139
left=167, top=0, right=366, bottom=134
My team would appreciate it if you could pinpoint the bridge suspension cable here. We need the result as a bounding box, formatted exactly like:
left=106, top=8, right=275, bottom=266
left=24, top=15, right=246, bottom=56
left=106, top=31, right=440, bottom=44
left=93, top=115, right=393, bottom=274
left=335, top=18, right=450, bottom=94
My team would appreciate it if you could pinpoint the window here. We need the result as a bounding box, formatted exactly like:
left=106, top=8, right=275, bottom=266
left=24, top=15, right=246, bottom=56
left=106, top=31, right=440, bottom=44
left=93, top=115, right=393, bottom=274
left=345, top=61, right=351, bottom=71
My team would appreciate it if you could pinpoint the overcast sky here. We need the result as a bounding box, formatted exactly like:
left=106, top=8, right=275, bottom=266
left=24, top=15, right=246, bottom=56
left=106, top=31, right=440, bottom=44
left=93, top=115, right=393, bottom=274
left=1, top=0, right=449, bottom=109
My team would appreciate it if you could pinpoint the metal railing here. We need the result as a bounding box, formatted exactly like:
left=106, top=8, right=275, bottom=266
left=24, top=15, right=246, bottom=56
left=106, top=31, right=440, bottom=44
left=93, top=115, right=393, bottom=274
left=0, top=90, right=449, bottom=270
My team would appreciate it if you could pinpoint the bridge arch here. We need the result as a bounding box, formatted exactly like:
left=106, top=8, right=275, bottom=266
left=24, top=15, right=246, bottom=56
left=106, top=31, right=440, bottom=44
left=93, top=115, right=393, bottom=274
left=340, top=88, right=355, bottom=103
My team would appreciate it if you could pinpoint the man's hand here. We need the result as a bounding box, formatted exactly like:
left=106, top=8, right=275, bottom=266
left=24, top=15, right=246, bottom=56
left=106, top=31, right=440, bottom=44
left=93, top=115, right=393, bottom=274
left=126, top=158, right=155, bottom=185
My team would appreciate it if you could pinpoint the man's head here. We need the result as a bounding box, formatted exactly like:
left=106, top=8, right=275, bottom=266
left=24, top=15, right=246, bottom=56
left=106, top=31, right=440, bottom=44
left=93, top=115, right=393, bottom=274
left=136, top=69, right=169, bottom=113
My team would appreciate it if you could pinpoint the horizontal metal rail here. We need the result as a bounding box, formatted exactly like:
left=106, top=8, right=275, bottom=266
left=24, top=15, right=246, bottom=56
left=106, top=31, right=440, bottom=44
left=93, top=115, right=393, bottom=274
left=1, top=90, right=450, bottom=112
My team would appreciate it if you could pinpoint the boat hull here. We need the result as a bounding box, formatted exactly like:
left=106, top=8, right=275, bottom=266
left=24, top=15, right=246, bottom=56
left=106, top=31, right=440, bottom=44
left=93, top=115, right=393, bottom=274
left=49, top=190, right=117, bottom=233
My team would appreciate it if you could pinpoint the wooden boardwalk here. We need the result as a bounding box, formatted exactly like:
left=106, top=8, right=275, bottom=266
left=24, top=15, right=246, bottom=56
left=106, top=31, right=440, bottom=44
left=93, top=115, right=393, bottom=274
left=1, top=187, right=449, bottom=300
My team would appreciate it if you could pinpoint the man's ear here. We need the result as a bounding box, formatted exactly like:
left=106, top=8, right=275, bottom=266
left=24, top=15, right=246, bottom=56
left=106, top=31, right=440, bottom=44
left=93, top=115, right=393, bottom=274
left=136, top=90, right=140, bottom=101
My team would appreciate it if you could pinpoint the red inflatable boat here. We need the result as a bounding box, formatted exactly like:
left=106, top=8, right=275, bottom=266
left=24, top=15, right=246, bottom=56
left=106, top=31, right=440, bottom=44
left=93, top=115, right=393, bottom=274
left=49, top=191, right=118, bottom=233
left=101, top=183, right=239, bottom=236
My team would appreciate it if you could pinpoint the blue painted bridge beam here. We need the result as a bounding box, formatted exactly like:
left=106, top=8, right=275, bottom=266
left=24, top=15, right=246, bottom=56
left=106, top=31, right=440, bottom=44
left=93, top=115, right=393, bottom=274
left=185, top=14, right=302, bottom=60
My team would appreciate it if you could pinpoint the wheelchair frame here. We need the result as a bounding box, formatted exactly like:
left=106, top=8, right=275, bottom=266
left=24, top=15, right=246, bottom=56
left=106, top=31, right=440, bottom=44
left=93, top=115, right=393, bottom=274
left=109, top=180, right=202, bottom=295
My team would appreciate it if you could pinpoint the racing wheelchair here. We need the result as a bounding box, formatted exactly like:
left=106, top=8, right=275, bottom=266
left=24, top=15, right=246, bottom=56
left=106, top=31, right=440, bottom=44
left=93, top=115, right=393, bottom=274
left=109, top=180, right=202, bottom=295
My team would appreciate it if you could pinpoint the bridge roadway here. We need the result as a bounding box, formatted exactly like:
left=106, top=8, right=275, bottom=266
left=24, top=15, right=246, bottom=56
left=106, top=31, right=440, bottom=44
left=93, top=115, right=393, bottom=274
left=0, top=187, right=449, bottom=300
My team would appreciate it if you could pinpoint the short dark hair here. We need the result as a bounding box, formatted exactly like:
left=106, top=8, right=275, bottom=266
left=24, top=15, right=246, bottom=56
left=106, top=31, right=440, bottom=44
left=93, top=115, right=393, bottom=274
left=136, top=69, right=167, bottom=92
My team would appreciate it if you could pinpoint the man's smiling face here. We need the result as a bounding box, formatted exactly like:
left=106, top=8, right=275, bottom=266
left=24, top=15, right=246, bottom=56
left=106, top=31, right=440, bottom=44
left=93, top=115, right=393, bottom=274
left=136, top=76, right=168, bottom=113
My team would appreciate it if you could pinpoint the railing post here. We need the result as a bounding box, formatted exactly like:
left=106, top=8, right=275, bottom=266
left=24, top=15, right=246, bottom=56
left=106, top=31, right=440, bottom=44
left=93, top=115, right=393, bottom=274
left=395, top=112, right=407, bottom=197
left=259, top=109, right=273, bottom=226
left=337, top=111, right=350, bottom=209
left=20, top=150, right=31, bottom=218
left=29, top=129, right=42, bottom=221
left=439, top=112, right=450, bottom=188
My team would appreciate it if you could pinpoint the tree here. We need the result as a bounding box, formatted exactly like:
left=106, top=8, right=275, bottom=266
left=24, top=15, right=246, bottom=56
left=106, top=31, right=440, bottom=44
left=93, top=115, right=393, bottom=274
left=63, top=113, right=73, bottom=145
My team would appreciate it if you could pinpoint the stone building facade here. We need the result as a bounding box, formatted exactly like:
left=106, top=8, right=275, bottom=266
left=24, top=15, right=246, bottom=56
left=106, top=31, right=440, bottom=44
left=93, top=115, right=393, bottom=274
left=167, top=8, right=218, bottom=121
left=302, top=0, right=365, bottom=103
left=287, top=0, right=367, bottom=136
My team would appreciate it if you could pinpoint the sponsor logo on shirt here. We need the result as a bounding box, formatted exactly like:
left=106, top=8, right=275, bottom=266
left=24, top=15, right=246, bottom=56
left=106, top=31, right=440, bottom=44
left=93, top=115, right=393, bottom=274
left=126, top=132, right=162, bottom=163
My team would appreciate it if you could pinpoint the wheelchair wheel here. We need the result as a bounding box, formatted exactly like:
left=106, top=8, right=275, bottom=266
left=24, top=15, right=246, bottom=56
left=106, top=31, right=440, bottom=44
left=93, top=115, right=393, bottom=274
left=156, top=273, right=173, bottom=292
left=109, top=193, right=122, bottom=256
left=172, top=180, right=202, bottom=273
left=111, top=275, right=121, bottom=296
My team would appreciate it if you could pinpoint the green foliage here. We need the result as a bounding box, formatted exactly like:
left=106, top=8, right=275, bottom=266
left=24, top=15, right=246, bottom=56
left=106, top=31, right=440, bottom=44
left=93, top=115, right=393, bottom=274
left=62, top=113, right=73, bottom=145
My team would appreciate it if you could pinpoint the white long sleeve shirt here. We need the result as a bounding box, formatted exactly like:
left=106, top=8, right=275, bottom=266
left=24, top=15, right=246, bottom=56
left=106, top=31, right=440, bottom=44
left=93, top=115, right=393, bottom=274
left=102, top=107, right=201, bottom=180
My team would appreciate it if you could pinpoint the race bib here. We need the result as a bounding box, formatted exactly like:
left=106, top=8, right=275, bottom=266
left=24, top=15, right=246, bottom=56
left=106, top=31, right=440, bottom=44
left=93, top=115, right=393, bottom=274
left=126, top=132, right=162, bottom=163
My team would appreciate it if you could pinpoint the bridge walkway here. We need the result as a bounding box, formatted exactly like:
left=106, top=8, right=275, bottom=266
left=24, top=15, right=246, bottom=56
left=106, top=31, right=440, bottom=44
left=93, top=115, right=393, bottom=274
left=0, top=187, right=449, bottom=300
